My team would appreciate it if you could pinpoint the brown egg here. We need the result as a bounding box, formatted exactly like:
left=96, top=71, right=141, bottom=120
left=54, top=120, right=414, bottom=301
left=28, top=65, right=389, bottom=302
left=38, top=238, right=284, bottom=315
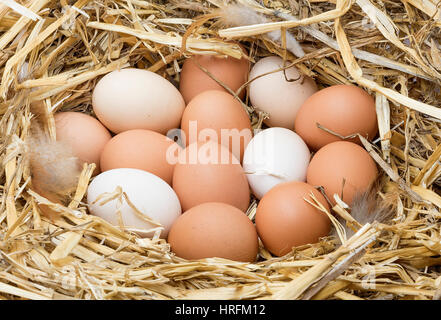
left=255, top=181, right=331, bottom=257
left=294, top=85, right=378, bottom=151
left=168, top=202, right=259, bottom=262
left=306, top=141, right=378, bottom=206
left=172, top=141, right=250, bottom=212
left=180, top=90, right=252, bottom=162
left=54, top=112, right=111, bottom=174
left=179, top=49, right=250, bottom=104
left=100, top=129, right=180, bottom=185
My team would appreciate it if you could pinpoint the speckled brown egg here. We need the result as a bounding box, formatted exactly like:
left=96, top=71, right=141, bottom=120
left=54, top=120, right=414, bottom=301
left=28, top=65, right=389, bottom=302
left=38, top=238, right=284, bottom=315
left=180, top=90, right=252, bottom=162
left=100, top=129, right=180, bottom=185
left=255, top=181, right=331, bottom=257
left=306, top=141, right=378, bottom=206
left=172, top=141, right=250, bottom=212
left=294, top=85, right=378, bottom=151
left=179, top=48, right=250, bottom=104
left=168, top=202, right=259, bottom=262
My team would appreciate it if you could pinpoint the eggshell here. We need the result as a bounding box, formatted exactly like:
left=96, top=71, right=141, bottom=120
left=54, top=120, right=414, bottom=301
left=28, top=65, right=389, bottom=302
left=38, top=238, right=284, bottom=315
left=179, top=50, right=250, bottom=104
left=306, top=141, right=378, bottom=206
left=100, top=129, right=180, bottom=185
left=92, top=68, right=185, bottom=134
left=87, top=168, right=181, bottom=238
left=54, top=112, right=111, bottom=175
left=248, top=56, right=317, bottom=129
left=294, top=84, right=378, bottom=151
left=172, top=141, right=250, bottom=212
left=255, top=181, right=331, bottom=257
left=168, top=202, right=259, bottom=262
left=180, top=90, right=252, bottom=162
left=243, top=127, right=310, bottom=199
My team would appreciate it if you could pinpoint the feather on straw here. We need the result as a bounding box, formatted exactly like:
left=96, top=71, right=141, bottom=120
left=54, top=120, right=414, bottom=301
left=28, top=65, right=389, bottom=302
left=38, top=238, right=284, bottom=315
left=216, top=3, right=305, bottom=58
left=26, top=124, right=81, bottom=204
left=342, top=183, right=395, bottom=238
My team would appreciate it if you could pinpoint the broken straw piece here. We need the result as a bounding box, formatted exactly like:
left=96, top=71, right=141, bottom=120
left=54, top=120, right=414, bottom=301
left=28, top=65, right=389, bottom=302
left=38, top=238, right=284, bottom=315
left=2, top=0, right=42, bottom=21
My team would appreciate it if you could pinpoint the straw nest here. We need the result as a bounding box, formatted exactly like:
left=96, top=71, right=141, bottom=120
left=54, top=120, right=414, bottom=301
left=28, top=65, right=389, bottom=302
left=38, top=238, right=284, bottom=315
left=0, top=0, right=441, bottom=300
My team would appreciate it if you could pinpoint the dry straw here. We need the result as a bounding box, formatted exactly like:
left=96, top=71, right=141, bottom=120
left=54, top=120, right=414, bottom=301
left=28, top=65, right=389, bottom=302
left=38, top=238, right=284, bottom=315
left=0, top=0, right=440, bottom=300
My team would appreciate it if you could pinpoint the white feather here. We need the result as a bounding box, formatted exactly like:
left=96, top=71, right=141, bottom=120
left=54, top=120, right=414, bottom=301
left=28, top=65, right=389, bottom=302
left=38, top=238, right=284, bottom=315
left=26, top=126, right=81, bottom=203
left=217, top=4, right=305, bottom=58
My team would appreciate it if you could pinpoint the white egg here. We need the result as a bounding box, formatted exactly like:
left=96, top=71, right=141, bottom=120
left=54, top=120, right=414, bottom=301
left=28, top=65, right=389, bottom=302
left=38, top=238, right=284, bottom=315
left=87, top=168, right=181, bottom=238
left=92, top=68, right=185, bottom=134
left=248, top=56, right=317, bottom=130
left=243, top=127, right=310, bottom=199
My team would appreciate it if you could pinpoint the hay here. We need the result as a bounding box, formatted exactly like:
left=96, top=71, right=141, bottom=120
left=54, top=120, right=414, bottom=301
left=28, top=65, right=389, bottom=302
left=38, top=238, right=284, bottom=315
left=0, top=0, right=441, bottom=300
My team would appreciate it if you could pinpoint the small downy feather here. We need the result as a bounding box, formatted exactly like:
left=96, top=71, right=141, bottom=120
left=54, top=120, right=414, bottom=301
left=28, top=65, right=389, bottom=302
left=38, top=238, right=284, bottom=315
left=216, top=4, right=305, bottom=58
left=337, top=182, right=395, bottom=238
left=26, top=124, right=82, bottom=204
